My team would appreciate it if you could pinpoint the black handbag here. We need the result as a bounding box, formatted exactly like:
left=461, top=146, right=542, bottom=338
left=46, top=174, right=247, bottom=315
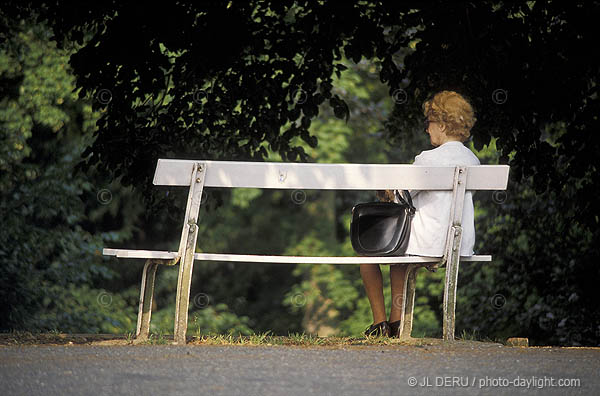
left=350, top=190, right=416, bottom=256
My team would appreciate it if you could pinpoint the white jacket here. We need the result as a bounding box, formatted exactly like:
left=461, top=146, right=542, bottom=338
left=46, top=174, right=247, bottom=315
left=401, top=141, right=480, bottom=257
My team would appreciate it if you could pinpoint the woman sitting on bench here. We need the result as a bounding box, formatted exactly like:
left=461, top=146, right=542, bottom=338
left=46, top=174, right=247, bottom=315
left=360, top=90, right=480, bottom=337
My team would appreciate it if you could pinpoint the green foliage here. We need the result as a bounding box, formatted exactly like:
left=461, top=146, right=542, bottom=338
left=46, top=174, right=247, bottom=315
left=149, top=303, right=254, bottom=336
left=0, top=18, right=139, bottom=333
left=454, top=139, right=600, bottom=346
left=38, top=285, right=137, bottom=334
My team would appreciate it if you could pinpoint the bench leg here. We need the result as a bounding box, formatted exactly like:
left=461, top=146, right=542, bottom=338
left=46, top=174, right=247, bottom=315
left=443, top=226, right=462, bottom=341
left=135, top=259, right=159, bottom=342
left=173, top=163, right=205, bottom=345
left=398, top=264, right=418, bottom=340
left=174, top=224, right=198, bottom=345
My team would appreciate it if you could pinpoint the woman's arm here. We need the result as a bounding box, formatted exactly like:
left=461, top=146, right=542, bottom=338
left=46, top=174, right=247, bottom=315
left=376, top=189, right=420, bottom=202
left=375, top=190, right=396, bottom=202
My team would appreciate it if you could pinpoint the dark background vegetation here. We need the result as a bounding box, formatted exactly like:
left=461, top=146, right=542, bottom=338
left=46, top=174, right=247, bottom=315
left=1, top=1, right=598, bottom=346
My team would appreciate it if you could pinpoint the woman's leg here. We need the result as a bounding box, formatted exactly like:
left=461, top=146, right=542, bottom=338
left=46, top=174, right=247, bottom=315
left=389, top=264, right=408, bottom=323
left=359, top=264, right=387, bottom=324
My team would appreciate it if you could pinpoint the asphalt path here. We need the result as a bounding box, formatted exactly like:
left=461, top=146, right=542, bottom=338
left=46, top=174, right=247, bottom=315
left=1, top=341, right=598, bottom=395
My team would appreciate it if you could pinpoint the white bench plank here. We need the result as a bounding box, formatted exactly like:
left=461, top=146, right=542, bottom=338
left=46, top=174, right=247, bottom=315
left=153, top=159, right=509, bottom=191
left=111, top=249, right=178, bottom=259
left=102, top=248, right=491, bottom=263
left=197, top=254, right=492, bottom=263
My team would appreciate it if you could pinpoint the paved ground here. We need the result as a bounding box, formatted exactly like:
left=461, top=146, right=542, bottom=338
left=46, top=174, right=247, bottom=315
left=1, top=340, right=598, bottom=395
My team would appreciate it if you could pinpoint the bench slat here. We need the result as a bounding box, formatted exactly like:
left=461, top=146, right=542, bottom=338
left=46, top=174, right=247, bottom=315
left=102, top=248, right=492, bottom=263
left=153, top=159, right=509, bottom=190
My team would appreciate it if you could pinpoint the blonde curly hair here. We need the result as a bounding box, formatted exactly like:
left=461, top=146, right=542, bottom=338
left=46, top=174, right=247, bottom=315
left=423, top=91, right=476, bottom=141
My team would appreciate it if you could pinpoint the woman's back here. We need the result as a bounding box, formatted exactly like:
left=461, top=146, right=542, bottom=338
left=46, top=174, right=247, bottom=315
left=403, top=141, right=480, bottom=257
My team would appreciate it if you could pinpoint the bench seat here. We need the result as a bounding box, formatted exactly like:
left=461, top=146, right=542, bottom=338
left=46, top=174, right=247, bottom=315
left=103, top=248, right=491, bottom=263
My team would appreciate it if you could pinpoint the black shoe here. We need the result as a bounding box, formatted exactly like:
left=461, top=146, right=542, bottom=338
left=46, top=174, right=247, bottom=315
left=389, top=320, right=401, bottom=338
left=364, top=321, right=390, bottom=337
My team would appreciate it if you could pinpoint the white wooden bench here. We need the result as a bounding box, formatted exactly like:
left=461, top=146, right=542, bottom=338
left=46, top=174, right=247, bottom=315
left=104, top=159, right=509, bottom=344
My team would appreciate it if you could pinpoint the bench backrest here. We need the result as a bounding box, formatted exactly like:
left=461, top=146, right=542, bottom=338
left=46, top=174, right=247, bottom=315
left=153, top=159, right=510, bottom=190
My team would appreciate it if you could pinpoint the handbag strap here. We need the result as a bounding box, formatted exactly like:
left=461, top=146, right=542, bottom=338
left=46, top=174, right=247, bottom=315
left=394, top=190, right=416, bottom=215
